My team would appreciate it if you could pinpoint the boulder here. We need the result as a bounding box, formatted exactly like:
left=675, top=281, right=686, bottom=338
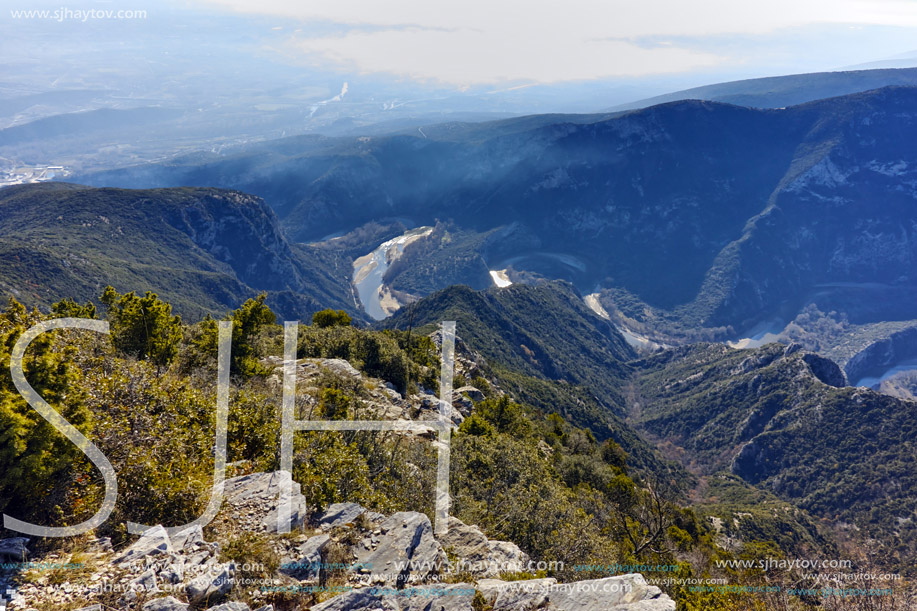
left=452, top=393, right=475, bottom=415
left=309, top=589, right=398, bottom=611
left=128, top=568, right=158, bottom=593
left=437, top=517, right=490, bottom=560
left=483, top=574, right=675, bottom=610
left=547, top=574, right=674, bottom=610
left=281, top=533, right=330, bottom=579
left=436, top=517, right=529, bottom=577
left=354, top=512, right=448, bottom=586
left=309, top=584, right=476, bottom=611
left=399, top=583, right=477, bottom=610
left=113, top=525, right=172, bottom=565
left=316, top=502, right=367, bottom=531
left=185, top=563, right=234, bottom=607
left=158, top=559, right=185, bottom=585
left=171, top=524, right=204, bottom=552
left=0, top=537, right=29, bottom=560
left=419, top=406, right=464, bottom=426
left=321, top=359, right=362, bottom=379
left=481, top=577, right=555, bottom=609
left=485, top=540, right=529, bottom=574
left=208, top=603, right=251, bottom=611
left=222, top=471, right=307, bottom=533
left=454, top=386, right=485, bottom=402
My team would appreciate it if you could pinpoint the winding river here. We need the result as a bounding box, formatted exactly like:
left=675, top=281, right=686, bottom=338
left=352, top=227, right=432, bottom=320
left=852, top=358, right=917, bottom=388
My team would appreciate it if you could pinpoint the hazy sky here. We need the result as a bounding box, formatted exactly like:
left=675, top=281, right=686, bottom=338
left=198, top=0, right=917, bottom=84
left=3, top=0, right=917, bottom=114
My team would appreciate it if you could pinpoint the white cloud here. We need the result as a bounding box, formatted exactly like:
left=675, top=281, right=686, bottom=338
left=197, top=0, right=917, bottom=83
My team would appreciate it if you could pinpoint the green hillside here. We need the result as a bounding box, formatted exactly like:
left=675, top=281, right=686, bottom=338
left=632, top=342, right=917, bottom=566
left=0, top=183, right=357, bottom=320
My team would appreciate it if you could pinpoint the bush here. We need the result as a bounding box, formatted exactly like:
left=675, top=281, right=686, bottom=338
left=100, top=286, right=182, bottom=368
left=319, top=387, right=352, bottom=420
left=458, top=413, right=495, bottom=437
left=0, top=299, right=93, bottom=520
left=312, top=309, right=352, bottom=328
left=184, top=293, right=278, bottom=377
left=227, top=293, right=278, bottom=376
left=51, top=297, right=96, bottom=319
left=475, top=396, right=530, bottom=437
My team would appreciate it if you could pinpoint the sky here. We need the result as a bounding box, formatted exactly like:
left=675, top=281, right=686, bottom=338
left=195, top=0, right=917, bottom=85
left=2, top=0, right=917, bottom=118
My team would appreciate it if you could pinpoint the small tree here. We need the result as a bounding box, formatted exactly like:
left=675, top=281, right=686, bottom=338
left=185, top=293, right=277, bottom=377
left=312, top=309, right=352, bottom=328
left=458, top=413, right=495, bottom=437
left=101, top=287, right=182, bottom=369
left=477, top=396, right=530, bottom=436
left=228, top=293, right=277, bottom=376
left=0, top=298, right=92, bottom=517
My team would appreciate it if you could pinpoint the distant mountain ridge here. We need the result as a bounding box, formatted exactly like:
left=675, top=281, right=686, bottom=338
left=608, top=66, right=917, bottom=111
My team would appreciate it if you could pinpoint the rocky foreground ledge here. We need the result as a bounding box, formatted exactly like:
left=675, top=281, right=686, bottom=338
left=0, top=471, right=675, bottom=610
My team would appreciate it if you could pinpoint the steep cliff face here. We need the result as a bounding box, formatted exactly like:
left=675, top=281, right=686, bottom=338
left=843, top=326, right=917, bottom=383
left=704, top=88, right=917, bottom=330
left=0, top=183, right=355, bottom=319
left=160, top=189, right=315, bottom=294
left=800, top=352, right=846, bottom=387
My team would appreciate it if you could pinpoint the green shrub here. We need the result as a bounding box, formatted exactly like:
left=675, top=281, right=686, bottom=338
left=458, top=413, right=495, bottom=437
left=100, top=286, right=182, bottom=368
left=0, top=299, right=93, bottom=520
left=319, top=387, right=352, bottom=420
left=475, top=396, right=530, bottom=437
left=50, top=297, right=96, bottom=319
left=184, top=293, right=278, bottom=377
left=312, top=309, right=352, bottom=328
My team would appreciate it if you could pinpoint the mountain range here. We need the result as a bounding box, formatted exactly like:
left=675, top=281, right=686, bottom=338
left=609, top=66, right=917, bottom=110
left=72, top=86, right=917, bottom=345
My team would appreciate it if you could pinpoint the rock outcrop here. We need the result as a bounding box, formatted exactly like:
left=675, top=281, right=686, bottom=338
left=1, top=471, right=675, bottom=611
left=353, top=512, right=448, bottom=587
left=220, top=471, right=307, bottom=534
left=0, top=538, right=28, bottom=560
left=437, top=517, right=529, bottom=578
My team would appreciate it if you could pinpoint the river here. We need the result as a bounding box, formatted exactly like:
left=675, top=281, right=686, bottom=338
left=352, top=227, right=433, bottom=320
left=853, top=358, right=917, bottom=388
